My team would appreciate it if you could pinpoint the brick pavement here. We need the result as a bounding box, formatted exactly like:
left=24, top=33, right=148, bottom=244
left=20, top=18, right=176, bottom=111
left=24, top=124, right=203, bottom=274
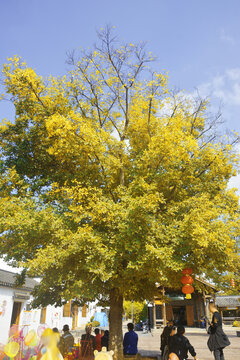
left=137, top=327, right=240, bottom=360
left=72, top=326, right=240, bottom=359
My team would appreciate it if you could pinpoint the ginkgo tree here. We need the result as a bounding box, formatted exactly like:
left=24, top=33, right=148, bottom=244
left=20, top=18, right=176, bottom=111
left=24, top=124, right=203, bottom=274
left=0, top=27, right=240, bottom=359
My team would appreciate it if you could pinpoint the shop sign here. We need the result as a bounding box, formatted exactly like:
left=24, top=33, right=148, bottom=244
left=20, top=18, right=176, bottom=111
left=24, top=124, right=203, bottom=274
left=14, top=292, right=30, bottom=301
left=154, top=300, right=163, bottom=305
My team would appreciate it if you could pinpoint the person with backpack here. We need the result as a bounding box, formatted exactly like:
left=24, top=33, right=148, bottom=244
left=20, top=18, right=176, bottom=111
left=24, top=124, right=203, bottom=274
left=169, top=325, right=197, bottom=360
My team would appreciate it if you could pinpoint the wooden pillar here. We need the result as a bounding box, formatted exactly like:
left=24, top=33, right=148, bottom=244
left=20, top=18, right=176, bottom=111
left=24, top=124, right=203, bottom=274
left=153, top=303, right=156, bottom=329
left=195, top=295, right=200, bottom=326
left=220, top=309, right=223, bottom=323
left=199, top=294, right=204, bottom=317
left=203, top=289, right=210, bottom=324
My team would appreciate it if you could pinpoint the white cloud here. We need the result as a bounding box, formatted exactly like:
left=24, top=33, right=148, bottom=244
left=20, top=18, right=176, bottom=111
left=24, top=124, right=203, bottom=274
left=227, top=144, right=240, bottom=196
left=228, top=174, right=240, bottom=195
left=226, top=68, right=240, bottom=81
left=198, top=68, right=240, bottom=107
left=0, top=258, right=22, bottom=273
left=194, top=72, right=240, bottom=197
left=219, top=29, right=236, bottom=46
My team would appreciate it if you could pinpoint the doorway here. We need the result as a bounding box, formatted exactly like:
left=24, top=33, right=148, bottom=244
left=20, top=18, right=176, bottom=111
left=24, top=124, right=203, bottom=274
left=172, top=306, right=187, bottom=325
left=11, top=302, right=22, bottom=326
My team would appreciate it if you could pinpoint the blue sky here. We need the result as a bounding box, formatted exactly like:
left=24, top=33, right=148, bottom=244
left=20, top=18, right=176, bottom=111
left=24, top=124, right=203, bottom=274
left=0, top=0, right=240, bottom=270
left=1, top=0, right=240, bottom=129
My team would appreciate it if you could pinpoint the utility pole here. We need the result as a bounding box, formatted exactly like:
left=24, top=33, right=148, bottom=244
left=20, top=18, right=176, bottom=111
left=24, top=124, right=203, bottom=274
left=131, top=300, right=134, bottom=323
left=162, top=287, right=167, bottom=326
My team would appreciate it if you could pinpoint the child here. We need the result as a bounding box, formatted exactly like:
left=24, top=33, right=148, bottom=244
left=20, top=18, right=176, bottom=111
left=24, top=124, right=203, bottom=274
left=169, top=325, right=197, bottom=360
left=94, top=328, right=102, bottom=352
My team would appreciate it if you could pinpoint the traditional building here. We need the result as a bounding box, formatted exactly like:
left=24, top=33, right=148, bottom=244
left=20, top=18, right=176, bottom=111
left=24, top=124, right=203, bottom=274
left=148, top=278, right=217, bottom=328
left=0, top=269, right=39, bottom=344
left=0, top=269, right=106, bottom=345
left=216, top=295, right=240, bottom=324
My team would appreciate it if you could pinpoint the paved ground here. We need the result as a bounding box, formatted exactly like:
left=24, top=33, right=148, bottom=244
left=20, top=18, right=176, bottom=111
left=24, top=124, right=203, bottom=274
left=72, top=325, right=240, bottom=359
left=137, top=326, right=240, bottom=359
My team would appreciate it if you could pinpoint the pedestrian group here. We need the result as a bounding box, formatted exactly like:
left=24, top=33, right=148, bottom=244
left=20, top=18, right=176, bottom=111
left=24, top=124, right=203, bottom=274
left=45, top=300, right=230, bottom=360
left=160, top=300, right=230, bottom=360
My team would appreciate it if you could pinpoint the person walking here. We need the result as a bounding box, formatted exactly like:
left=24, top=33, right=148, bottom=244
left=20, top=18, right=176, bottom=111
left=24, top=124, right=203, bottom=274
left=169, top=325, right=197, bottom=360
left=160, top=320, right=175, bottom=356
left=123, top=323, right=138, bottom=356
left=207, top=301, right=230, bottom=360
left=162, top=326, right=176, bottom=360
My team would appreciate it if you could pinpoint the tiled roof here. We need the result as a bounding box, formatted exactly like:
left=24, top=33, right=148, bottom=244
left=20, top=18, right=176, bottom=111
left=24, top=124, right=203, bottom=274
left=195, top=277, right=218, bottom=291
left=0, top=269, right=38, bottom=291
left=216, top=295, right=240, bottom=307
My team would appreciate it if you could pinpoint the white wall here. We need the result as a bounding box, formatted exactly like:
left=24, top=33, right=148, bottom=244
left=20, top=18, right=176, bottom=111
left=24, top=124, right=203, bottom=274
left=46, top=305, right=64, bottom=330
left=0, top=288, right=39, bottom=344
left=0, top=286, right=14, bottom=344
left=20, top=303, right=65, bottom=332
left=0, top=286, right=107, bottom=345
left=19, top=299, right=41, bottom=332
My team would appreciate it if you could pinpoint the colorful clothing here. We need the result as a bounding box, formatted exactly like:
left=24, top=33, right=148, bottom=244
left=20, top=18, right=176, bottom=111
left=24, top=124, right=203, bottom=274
left=95, top=333, right=102, bottom=352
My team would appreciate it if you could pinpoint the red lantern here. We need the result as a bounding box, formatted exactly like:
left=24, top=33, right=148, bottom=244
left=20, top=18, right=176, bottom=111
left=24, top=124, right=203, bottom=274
left=181, top=275, right=194, bottom=285
left=182, top=284, right=194, bottom=294
left=182, top=268, right=193, bottom=275
left=181, top=268, right=194, bottom=299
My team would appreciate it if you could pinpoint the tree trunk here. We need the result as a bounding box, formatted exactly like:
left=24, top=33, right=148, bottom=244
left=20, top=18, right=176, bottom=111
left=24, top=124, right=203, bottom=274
left=109, top=288, right=124, bottom=360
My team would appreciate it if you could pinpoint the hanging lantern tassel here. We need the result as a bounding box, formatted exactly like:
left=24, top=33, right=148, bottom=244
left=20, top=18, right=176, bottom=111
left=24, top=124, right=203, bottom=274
left=182, top=284, right=194, bottom=299
left=181, top=268, right=194, bottom=299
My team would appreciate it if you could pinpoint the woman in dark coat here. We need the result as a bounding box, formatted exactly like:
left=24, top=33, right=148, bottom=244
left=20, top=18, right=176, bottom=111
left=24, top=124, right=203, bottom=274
left=207, top=302, right=230, bottom=360
left=162, top=326, right=176, bottom=360
left=160, top=320, right=174, bottom=356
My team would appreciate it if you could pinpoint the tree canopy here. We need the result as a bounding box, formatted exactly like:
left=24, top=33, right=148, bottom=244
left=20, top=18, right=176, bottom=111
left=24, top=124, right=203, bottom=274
left=0, top=28, right=240, bottom=358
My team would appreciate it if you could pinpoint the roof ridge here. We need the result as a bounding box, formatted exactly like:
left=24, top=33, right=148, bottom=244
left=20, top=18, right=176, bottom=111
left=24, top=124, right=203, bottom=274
left=0, top=268, right=21, bottom=275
